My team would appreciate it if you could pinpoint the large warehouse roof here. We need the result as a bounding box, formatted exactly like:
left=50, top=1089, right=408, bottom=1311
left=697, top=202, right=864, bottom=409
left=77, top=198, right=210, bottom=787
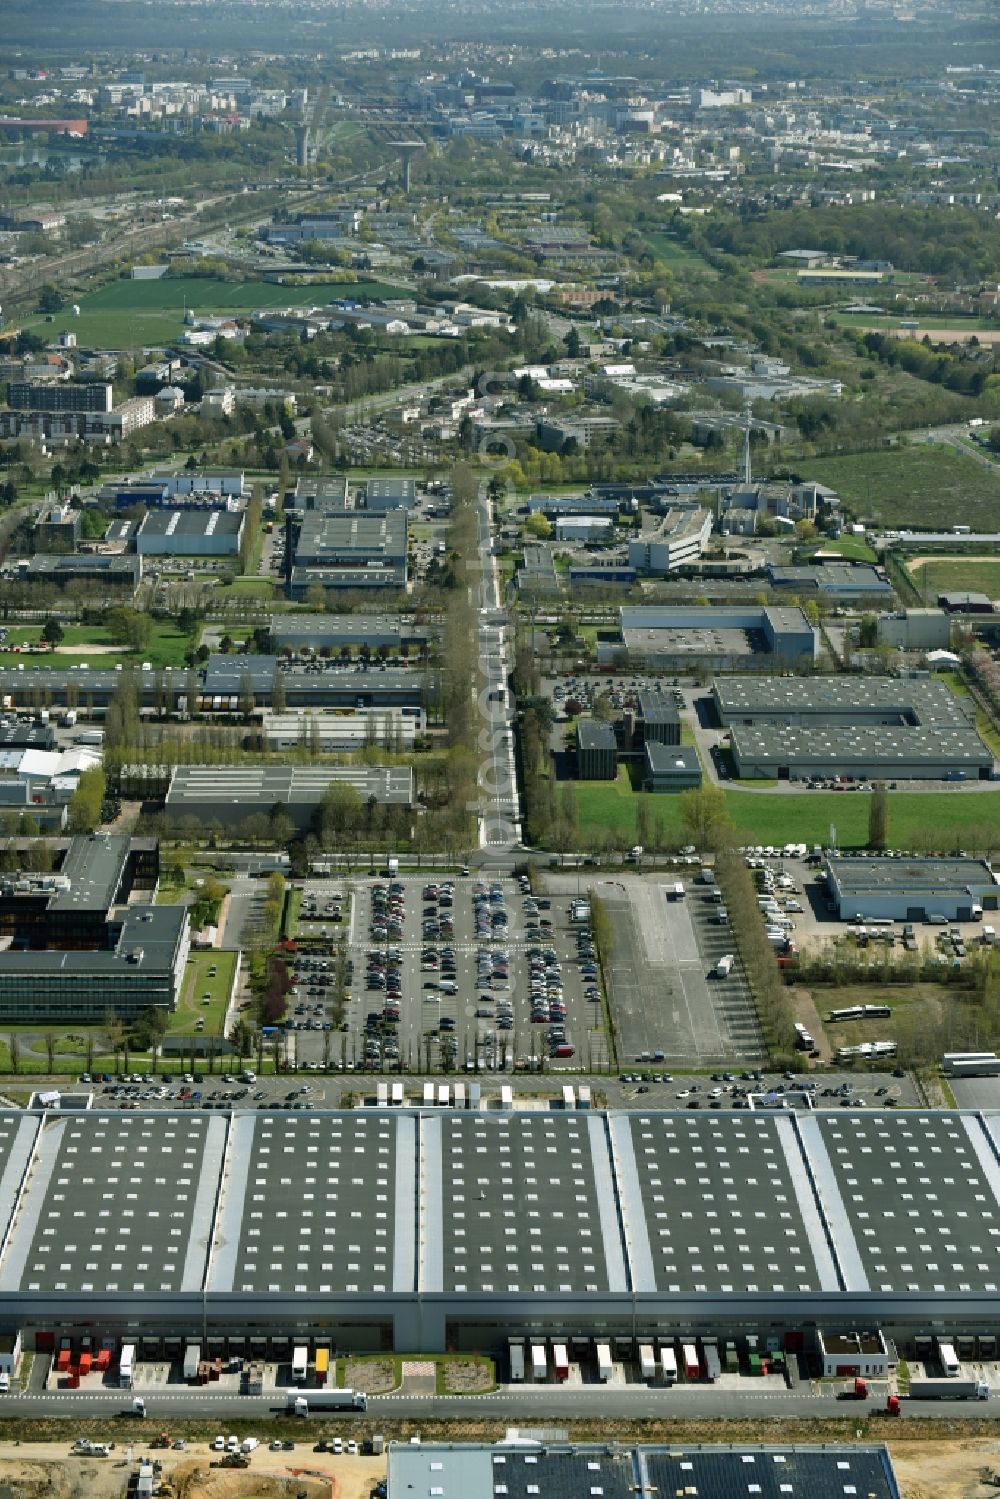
left=714, top=675, right=974, bottom=727
left=809, top=1112, right=1000, bottom=1295
left=0, top=1107, right=997, bottom=1319
left=730, top=722, right=992, bottom=770
left=618, top=1112, right=838, bottom=1295
left=827, top=856, right=998, bottom=905
left=387, top=1443, right=901, bottom=1499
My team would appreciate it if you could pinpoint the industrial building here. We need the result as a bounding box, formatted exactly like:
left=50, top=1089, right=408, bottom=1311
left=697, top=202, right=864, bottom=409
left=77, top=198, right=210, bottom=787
left=134, top=508, right=245, bottom=558
left=201, top=656, right=427, bottom=713
left=730, top=722, right=992, bottom=780
left=0, top=660, right=428, bottom=717
left=268, top=614, right=433, bottom=655
left=876, top=610, right=952, bottom=652
left=713, top=676, right=978, bottom=730
left=767, top=561, right=893, bottom=603
left=642, top=742, right=702, bottom=791
left=0, top=835, right=188, bottom=1021
left=627, top=505, right=712, bottom=575
left=714, top=675, right=992, bottom=780
left=164, top=764, right=414, bottom=831
left=386, top=1445, right=901, bottom=1499
left=940, top=591, right=994, bottom=615
left=259, top=708, right=422, bottom=752
left=33, top=503, right=81, bottom=553
left=576, top=719, right=617, bottom=780
left=11, top=553, right=142, bottom=594
left=607, top=605, right=817, bottom=669
left=553, top=515, right=614, bottom=542
left=516, top=543, right=561, bottom=597
left=825, top=855, right=1000, bottom=921
left=285, top=509, right=408, bottom=598
left=0, top=1106, right=999, bottom=1360
left=363, top=477, right=418, bottom=511
left=637, top=693, right=680, bottom=746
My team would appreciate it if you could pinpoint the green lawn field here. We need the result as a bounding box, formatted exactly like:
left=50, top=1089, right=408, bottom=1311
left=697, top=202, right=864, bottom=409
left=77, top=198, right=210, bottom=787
left=576, top=772, right=1000, bottom=853
left=907, top=556, right=1000, bottom=604
left=798, top=445, right=1000, bottom=532
left=644, top=232, right=715, bottom=273
left=26, top=273, right=411, bottom=350
left=831, top=311, right=998, bottom=333
left=0, top=622, right=191, bottom=670
left=818, top=536, right=878, bottom=563
left=168, top=950, right=236, bottom=1037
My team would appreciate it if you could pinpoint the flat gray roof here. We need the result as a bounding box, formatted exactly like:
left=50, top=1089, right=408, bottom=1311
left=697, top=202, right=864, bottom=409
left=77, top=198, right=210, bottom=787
left=433, top=1113, right=620, bottom=1295
left=622, top=1113, right=834, bottom=1296
left=223, top=1113, right=401, bottom=1296
left=3, top=1108, right=1000, bottom=1314
left=638, top=692, right=680, bottom=725
left=11, top=1113, right=220, bottom=1295
left=270, top=614, right=431, bottom=644
left=715, top=675, right=974, bottom=727
left=645, top=742, right=700, bottom=774
left=827, top=855, right=998, bottom=900
left=138, top=508, right=243, bottom=538
left=576, top=719, right=616, bottom=751
left=166, top=764, right=414, bottom=811
left=812, top=1112, right=1000, bottom=1295
left=731, top=722, right=992, bottom=767
left=625, top=626, right=755, bottom=656
left=49, top=834, right=130, bottom=913
left=640, top=1446, right=898, bottom=1499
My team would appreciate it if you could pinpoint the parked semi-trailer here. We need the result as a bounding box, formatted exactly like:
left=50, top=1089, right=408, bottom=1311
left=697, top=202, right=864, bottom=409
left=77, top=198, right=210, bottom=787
left=659, top=1347, right=677, bottom=1385
left=552, top=1344, right=569, bottom=1382
left=596, top=1343, right=613, bottom=1383
left=509, top=1343, right=525, bottom=1382
left=531, top=1344, right=547, bottom=1381
left=285, top=1389, right=367, bottom=1415
left=292, top=1346, right=308, bottom=1384
left=118, top=1343, right=135, bottom=1390
left=908, top=1379, right=989, bottom=1400
left=639, top=1345, right=656, bottom=1382
left=681, top=1343, right=700, bottom=1381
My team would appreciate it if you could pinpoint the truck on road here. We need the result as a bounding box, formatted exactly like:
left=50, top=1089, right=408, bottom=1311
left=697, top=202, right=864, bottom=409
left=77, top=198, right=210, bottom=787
left=285, top=1389, right=367, bottom=1415
left=908, top=1378, right=989, bottom=1400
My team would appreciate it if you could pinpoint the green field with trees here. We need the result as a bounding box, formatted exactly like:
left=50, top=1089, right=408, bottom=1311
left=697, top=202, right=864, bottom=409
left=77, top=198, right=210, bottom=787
left=798, top=445, right=1000, bottom=531
left=574, top=774, right=1000, bottom=855
left=24, top=273, right=409, bottom=349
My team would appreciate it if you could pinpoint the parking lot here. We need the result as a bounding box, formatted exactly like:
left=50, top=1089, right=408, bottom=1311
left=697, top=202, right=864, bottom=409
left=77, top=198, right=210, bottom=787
left=301, top=875, right=614, bottom=1073
left=598, top=875, right=764, bottom=1066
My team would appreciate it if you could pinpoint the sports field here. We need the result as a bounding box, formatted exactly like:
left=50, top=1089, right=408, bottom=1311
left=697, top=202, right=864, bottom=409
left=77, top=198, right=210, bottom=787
left=907, top=555, right=1000, bottom=604
left=644, top=232, right=715, bottom=273
left=26, top=274, right=410, bottom=350
left=798, top=444, right=1000, bottom=532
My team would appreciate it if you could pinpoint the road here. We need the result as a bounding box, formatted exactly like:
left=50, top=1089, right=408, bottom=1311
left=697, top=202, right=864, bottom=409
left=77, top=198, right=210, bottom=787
left=475, top=484, right=522, bottom=853
left=2, top=1386, right=992, bottom=1422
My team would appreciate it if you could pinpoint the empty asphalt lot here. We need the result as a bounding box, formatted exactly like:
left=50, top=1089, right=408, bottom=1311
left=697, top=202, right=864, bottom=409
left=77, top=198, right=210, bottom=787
left=597, top=876, right=763, bottom=1065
